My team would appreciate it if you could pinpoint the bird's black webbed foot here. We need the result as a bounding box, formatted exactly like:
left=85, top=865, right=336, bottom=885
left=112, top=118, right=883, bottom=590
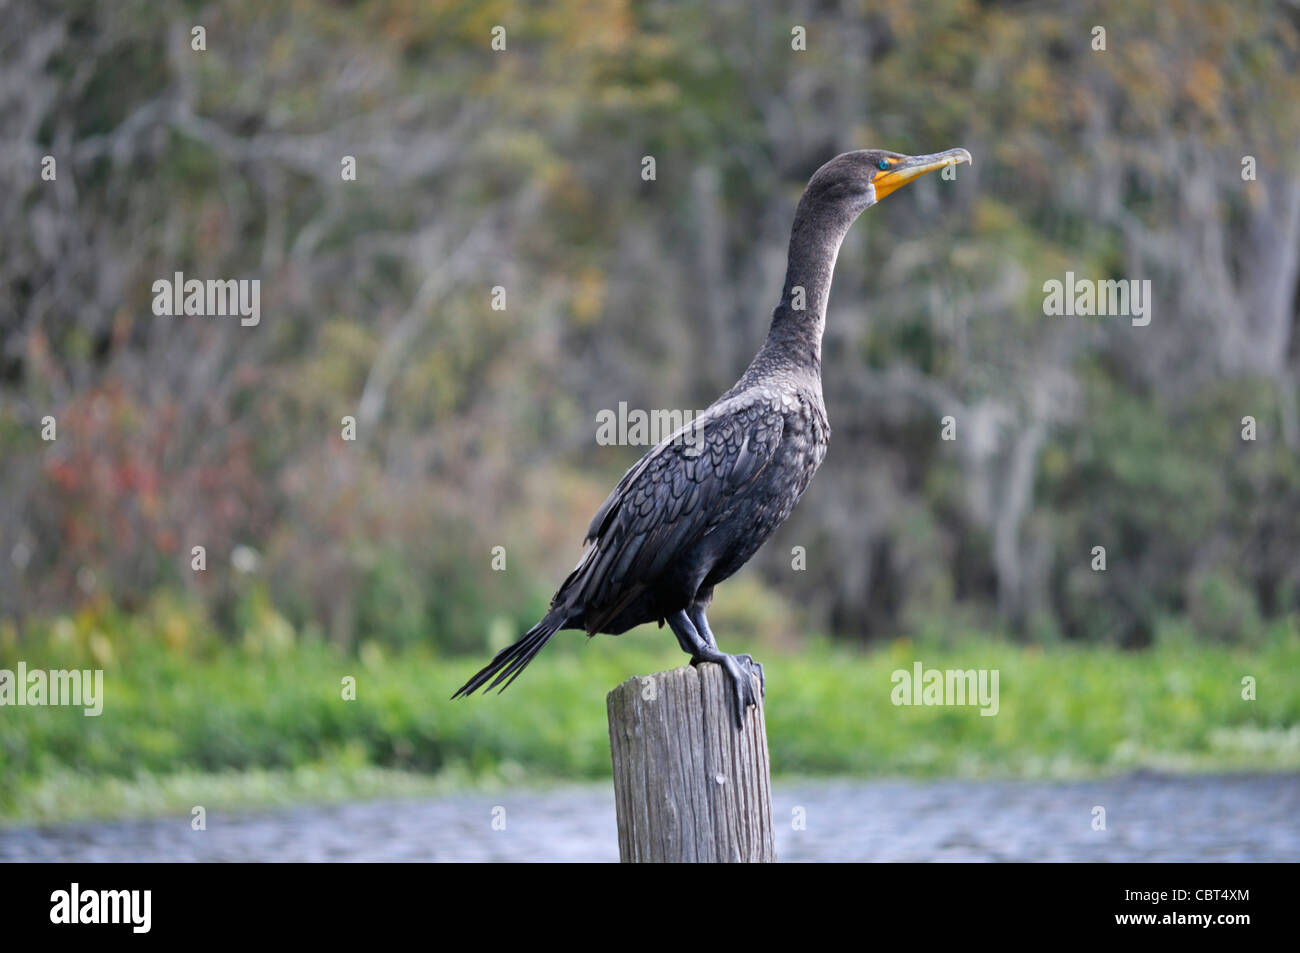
left=691, top=649, right=760, bottom=729
left=668, top=609, right=761, bottom=730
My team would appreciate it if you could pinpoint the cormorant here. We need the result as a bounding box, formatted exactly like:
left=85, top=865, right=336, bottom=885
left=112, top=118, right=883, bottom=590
left=453, top=147, right=972, bottom=727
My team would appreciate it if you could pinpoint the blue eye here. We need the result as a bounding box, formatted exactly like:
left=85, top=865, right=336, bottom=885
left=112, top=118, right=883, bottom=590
left=877, top=159, right=890, bottom=171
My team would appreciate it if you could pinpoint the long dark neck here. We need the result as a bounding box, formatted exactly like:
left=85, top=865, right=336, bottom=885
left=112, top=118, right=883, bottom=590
left=761, top=195, right=860, bottom=371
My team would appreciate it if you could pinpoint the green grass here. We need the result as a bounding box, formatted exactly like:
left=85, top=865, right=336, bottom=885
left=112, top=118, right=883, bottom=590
left=2, top=621, right=1297, bottom=823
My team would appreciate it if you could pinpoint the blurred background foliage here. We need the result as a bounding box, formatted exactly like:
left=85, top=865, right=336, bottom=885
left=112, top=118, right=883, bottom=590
left=4, top=0, right=1297, bottom=650
left=1, top=1, right=1299, bottom=813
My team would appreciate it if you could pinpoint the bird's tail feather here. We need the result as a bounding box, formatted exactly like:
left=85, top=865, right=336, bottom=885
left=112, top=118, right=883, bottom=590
left=451, top=611, right=564, bottom=699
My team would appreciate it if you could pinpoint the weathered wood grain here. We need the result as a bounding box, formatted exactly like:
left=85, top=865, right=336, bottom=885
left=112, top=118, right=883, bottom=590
left=607, top=663, right=776, bottom=862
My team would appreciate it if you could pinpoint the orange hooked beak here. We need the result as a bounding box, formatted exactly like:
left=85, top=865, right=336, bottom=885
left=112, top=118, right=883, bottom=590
left=873, top=147, right=972, bottom=201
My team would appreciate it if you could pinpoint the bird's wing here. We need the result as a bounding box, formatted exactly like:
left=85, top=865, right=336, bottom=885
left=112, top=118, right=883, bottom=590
left=561, top=394, right=785, bottom=629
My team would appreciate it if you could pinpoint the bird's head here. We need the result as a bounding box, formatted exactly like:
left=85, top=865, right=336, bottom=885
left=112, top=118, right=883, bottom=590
left=804, top=147, right=973, bottom=215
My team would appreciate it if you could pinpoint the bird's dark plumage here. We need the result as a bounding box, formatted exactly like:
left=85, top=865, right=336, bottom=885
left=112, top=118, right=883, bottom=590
left=453, top=147, right=972, bottom=726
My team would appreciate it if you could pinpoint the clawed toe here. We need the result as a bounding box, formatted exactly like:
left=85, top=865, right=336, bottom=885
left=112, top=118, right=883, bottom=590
left=718, top=653, right=762, bottom=729
left=735, top=653, right=766, bottom=698
left=729, top=669, right=756, bottom=728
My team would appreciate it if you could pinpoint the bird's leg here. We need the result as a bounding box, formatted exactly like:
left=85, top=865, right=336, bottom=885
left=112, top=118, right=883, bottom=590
left=686, top=604, right=719, bottom=649
left=687, top=604, right=764, bottom=698
left=666, top=609, right=702, bottom=656
left=666, top=609, right=760, bottom=729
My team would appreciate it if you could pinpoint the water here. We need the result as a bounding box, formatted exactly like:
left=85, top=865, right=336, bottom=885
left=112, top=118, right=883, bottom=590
left=2, top=773, right=1296, bottom=862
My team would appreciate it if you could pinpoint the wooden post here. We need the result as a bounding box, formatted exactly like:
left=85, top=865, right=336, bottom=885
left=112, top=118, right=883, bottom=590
left=607, top=662, right=776, bottom=862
